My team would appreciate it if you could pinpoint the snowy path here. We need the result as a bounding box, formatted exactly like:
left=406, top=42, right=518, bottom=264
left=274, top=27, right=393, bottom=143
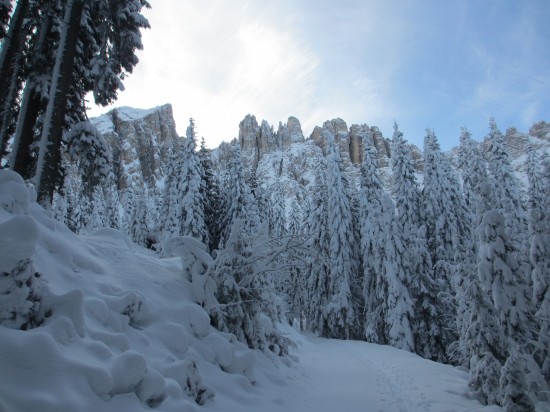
left=220, top=328, right=502, bottom=412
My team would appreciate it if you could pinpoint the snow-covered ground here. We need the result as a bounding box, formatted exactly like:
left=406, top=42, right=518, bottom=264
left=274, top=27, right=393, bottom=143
left=250, top=327, right=507, bottom=412
left=0, top=170, right=516, bottom=412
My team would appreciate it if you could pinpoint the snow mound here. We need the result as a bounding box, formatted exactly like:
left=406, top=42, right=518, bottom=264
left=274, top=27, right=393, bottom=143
left=0, top=171, right=286, bottom=411
left=0, top=170, right=30, bottom=215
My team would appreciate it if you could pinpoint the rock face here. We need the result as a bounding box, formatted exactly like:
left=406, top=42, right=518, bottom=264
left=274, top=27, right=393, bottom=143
left=238, top=114, right=305, bottom=170
left=89, top=106, right=549, bottom=209
left=310, top=119, right=394, bottom=171
left=91, top=104, right=179, bottom=191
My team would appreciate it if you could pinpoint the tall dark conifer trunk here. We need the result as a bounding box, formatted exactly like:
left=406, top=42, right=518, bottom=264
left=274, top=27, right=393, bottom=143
left=36, top=0, right=85, bottom=206
left=11, top=15, right=54, bottom=179
left=0, top=0, right=30, bottom=161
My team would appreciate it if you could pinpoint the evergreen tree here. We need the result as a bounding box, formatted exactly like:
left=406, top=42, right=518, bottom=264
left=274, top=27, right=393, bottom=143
left=103, top=172, right=123, bottom=230
left=178, top=119, right=208, bottom=246
left=129, top=193, right=148, bottom=247
left=64, top=121, right=111, bottom=197
left=528, top=151, right=550, bottom=384
left=423, top=129, right=468, bottom=293
left=477, top=181, right=533, bottom=351
left=12, top=0, right=151, bottom=205
left=483, top=120, right=534, bottom=349
left=159, top=139, right=183, bottom=248
left=500, top=352, right=536, bottom=411
left=0, top=223, right=43, bottom=331
left=358, top=130, right=386, bottom=342
left=457, top=128, right=488, bottom=226
left=0, top=0, right=11, bottom=39
left=198, top=137, right=222, bottom=252
left=464, top=272, right=507, bottom=405
left=469, top=350, right=503, bottom=406
left=9, top=0, right=67, bottom=178
left=76, top=185, right=107, bottom=234
left=286, top=197, right=306, bottom=328
left=388, top=123, right=422, bottom=353
left=453, top=128, right=488, bottom=366
left=421, top=129, right=471, bottom=360
left=0, top=0, right=33, bottom=161
left=410, top=224, right=448, bottom=362
left=263, top=183, right=288, bottom=301
left=381, top=194, right=415, bottom=351
left=217, top=144, right=259, bottom=250
left=303, top=165, right=331, bottom=336
left=323, top=131, right=356, bottom=339
left=210, top=219, right=266, bottom=350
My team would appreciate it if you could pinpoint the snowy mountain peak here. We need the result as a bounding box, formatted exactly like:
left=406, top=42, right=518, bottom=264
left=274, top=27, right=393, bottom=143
left=90, top=103, right=179, bottom=191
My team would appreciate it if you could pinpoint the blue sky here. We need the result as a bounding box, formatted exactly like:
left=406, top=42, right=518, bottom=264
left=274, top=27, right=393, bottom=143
left=87, top=0, right=550, bottom=151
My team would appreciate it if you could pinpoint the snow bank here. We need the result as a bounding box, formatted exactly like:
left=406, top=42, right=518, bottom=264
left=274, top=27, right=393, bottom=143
left=0, top=170, right=284, bottom=411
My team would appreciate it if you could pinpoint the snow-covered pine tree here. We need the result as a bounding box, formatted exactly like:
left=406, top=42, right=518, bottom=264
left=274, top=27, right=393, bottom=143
left=217, top=144, right=258, bottom=250
left=391, top=123, right=423, bottom=242
left=345, top=169, right=364, bottom=338
left=209, top=141, right=284, bottom=351
left=8, top=0, right=66, bottom=178
left=286, top=197, right=307, bottom=328
left=31, top=0, right=149, bottom=205
left=90, top=0, right=151, bottom=106
left=477, top=180, right=534, bottom=354
left=0, top=171, right=44, bottom=330
left=303, top=164, right=331, bottom=336
left=0, top=0, right=33, bottom=162
left=381, top=194, right=415, bottom=351
left=34, top=0, right=87, bottom=205
left=177, top=119, right=208, bottom=246
left=410, top=224, right=448, bottom=362
left=421, top=129, right=471, bottom=360
left=209, top=218, right=265, bottom=350
left=323, top=130, right=357, bottom=340
left=453, top=127, right=488, bottom=366
left=64, top=121, right=112, bottom=197
left=358, top=129, right=387, bottom=343
left=263, top=182, right=289, bottom=300
left=103, top=172, right=123, bottom=230
left=61, top=163, right=82, bottom=233
left=423, top=129, right=467, bottom=292
left=387, top=123, right=422, bottom=352
left=129, top=193, right=148, bottom=247
left=0, top=0, right=11, bottom=39
left=82, top=185, right=109, bottom=234
left=483, top=119, right=535, bottom=349
left=528, top=150, right=550, bottom=385
left=464, top=265, right=507, bottom=405
left=198, top=137, right=222, bottom=252
left=0, top=228, right=44, bottom=331
left=500, top=352, right=536, bottom=411
left=458, top=128, right=488, bottom=226
left=267, top=183, right=286, bottom=240
left=159, top=138, right=183, bottom=250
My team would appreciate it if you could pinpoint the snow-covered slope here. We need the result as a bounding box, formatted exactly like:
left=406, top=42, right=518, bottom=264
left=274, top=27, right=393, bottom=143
left=0, top=169, right=523, bottom=412
left=0, top=170, right=289, bottom=411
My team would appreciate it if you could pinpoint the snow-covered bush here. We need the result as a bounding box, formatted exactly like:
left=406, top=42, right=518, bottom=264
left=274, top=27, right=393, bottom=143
left=0, top=171, right=43, bottom=330
left=64, top=121, right=111, bottom=197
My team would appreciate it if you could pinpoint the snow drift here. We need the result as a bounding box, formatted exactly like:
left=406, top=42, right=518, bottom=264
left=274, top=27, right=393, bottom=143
left=0, top=170, right=287, bottom=411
